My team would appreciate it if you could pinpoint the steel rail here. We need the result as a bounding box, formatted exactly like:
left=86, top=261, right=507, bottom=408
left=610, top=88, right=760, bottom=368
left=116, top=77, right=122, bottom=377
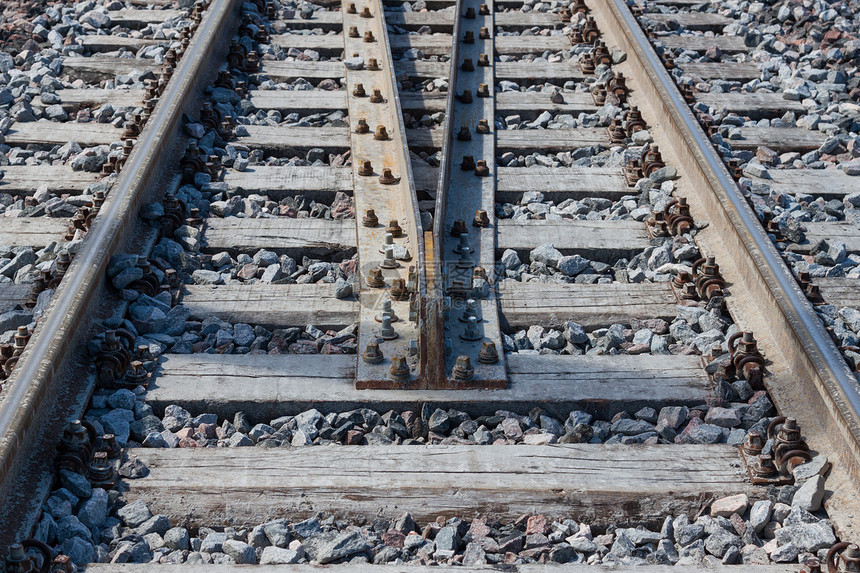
left=0, top=0, right=242, bottom=490
left=595, top=0, right=860, bottom=484
left=425, top=0, right=466, bottom=387
left=377, top=0, right=432, bottom=387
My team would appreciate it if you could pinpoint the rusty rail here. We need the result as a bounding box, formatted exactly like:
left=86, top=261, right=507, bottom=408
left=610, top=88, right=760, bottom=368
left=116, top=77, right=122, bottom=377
left=347, top=0, right=428, bottom=388
left=0, top=0, right=243, bottom=547
left=588, top=0, right=860, bottom=539
left=430, top=0, right=507, bottom=387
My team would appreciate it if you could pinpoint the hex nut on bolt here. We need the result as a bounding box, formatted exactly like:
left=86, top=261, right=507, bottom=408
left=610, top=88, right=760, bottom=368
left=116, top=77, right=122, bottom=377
left=355, top=118, right=370, bottom=133
left=478, top=340, right=499, bottom=364
left=359, top=160, right=374, bottom=176
left=452, top=355, right=475, bottom=380
left=348, top=25, right=359, bottom=38
left=389, top=353, right=410, bottom=381
left=386, top=219, right=403, bottom=237
left=390, top=277, right=408, bottom=300
left=366, top=267, right=385, bottom=288
left=369, top=89, right=384, bottom=103
left=461, top=316, right=483, bottom=341
left=375, top=298, right=399, bottom=322
left=374, top=125, right=389, bottom=140
left=362, top=209, right=378, bottom=227
left=367, top=58, right=380, bottom=70
left=379, top=168, right=397, bottom=185
left=473, top=209, right=490, bottom=227
left=380, top=245, right=399, bottom=269
left=379, top=313, right=398, bottom=339
left=353, top=83, right=367, bottom=97
left=362, top=340, right=384, bottom=364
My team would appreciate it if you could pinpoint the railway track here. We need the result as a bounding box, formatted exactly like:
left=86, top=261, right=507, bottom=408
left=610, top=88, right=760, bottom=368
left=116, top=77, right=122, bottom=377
left=0, top=0, right=859, bottom=570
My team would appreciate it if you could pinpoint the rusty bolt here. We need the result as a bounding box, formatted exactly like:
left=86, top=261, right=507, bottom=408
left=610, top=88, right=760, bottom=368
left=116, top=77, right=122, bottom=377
left=374, top=125, right=389, bottom=140
left=362, top=209, right=378, bottom=227
left=458, top=89, right=473, bottom=103
left=386, top=219, right=404, bottom=237
left=362, top=340, right=384, bottom=364
left=478, top=53, right=489, bottom=67
left=363, top=30, right=375, bottom=43
left=479, top=27, right=490, bottom=39
left=390, top=277, right=408, bottom=300
left=476, top=119, right=490, bottom=134
left=478, top=340, right=499, bottom=364
left=355, top=118, right=370, bottom=134
left=457, top=126, right=471, bottom=141
left=461, top=58, right=475, bottom=71
left=366, top=267, right=385, bottom=288
left=460, top=155, right=476, bottom=171
left=452, top=355, right=475, bottom=380
left=388, top=353, right=410, bottom=381
left=359, top=160, right=374, bottom=176
left=479, top=4, right=490, bottom=15
left=753, top=454, right=778, bottom=479
left=102, top=434, right=122, bottom=459
left=451, top=220, right=467, bottom=237
left=464, top=7, right=475, bottom=18
left=742, top=430, right=764, bottom=456
left=360, top=5, right=372, bottom=17
left=353, top=83, right=367, bottom=97
left=347, top=2, right=357, bottom=13
left=463, top=30, right=475, bottom=44
left=88, top=451, right=116, bottom=488
left=477, top=83, right=490, bottom=98
left=6, top=544, right=30, bottom=570
left=370, top=88, right=384, bottom=103
left=475, top=160, right=489, bottom=177
left=348, top=25, right=359, bottom=38
left=379, top=168, right=397, bottom=185
left=367, top=58, right=380, bottom=70
left=473, top=209, right=490, bottom=228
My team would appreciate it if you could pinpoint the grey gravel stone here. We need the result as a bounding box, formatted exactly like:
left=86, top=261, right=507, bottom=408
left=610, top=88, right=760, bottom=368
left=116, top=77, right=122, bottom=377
left=117, top=500, right=152, bottom=528
left=260, top=546, right=301, bottom=564
left=792, top=475, right=825, bottom=512
left=775, top=522, right=835, bottom=552
left=224, top=539, right=256, bottom=564
left=303, top=530, right=369, bottom=563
